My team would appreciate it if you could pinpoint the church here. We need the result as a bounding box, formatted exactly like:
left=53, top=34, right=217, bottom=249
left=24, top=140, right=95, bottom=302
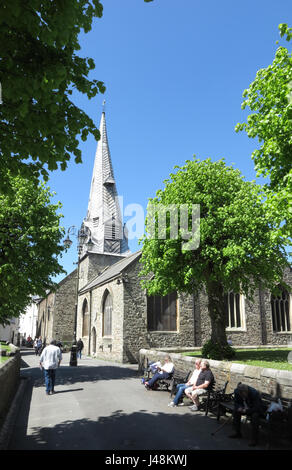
left=36, top=107, right=292, bottom=363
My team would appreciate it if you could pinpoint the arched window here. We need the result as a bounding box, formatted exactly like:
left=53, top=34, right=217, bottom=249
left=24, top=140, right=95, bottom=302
left=147, top=292, right=177, bottom=331
left=271, top=287, right=291, bottom=332
left=82, top=299, right=89, bottom=337
left=103, top=291, right=113, bottom=337
left=91, top=327, right=97, bottom=354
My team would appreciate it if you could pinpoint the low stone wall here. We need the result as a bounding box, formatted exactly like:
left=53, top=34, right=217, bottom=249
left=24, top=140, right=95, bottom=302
left=0, top=348, right=21, bottom=430
left=139, top=349, right=292, bottom=399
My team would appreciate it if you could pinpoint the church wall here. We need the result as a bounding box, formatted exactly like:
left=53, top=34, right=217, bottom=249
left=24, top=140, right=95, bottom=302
left=194, top=266, right=292, bottom=348
left=37, top=269, right=77, bottom=345
left=78, top=253, right=125, bottom=290
left=261, top=267, right=292, bottom=346
left=77, top=280, right=125, bottom=362
left=198, top=290, right=264, bottom=347
left=122, top=261, right=196, bottom=363
left=53, top=269, right=77, bottom=343
left=37, top=292, right=55, bottom=344
left=195, top=289, right=270, bottom=348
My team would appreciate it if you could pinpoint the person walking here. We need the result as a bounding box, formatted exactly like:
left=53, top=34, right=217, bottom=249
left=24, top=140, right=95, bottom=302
left=36, top=337, right=43, bottom=356
left=39, top=339, right=62, bottom=395
left=34, top=338, right=39, bottom=356
left=76, top=338, right=84, bottom=359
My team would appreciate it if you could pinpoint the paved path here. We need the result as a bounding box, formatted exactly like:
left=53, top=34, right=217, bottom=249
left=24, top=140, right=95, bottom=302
left=9, top=349, right=265, bottom=451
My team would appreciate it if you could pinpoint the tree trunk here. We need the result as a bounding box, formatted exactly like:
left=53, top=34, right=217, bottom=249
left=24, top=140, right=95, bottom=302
left=206, top=280, right=227, bottom=346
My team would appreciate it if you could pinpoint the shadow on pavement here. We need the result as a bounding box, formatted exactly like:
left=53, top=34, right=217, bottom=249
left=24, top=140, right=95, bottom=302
left=53, top=388, right=84, bottom=394
left=26, top=364, right=139, bottom=388
left=9, top=408, right=278, bottom=451
left=20, top=349, right=139, bottom=387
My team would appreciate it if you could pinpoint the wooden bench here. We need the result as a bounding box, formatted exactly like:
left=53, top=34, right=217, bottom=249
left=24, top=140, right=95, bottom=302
left=143, top=366, right=191, bottom=393
left=168, top=369, right=192, bottom=396
left=217, top=389, right=292, bottom=448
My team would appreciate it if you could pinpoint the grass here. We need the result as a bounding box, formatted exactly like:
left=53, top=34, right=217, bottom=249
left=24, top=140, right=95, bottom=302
left=0, top=356, right=10, bottom=364
left=182, top=348, right=292, bottom=371
left=0, top=343, right=12, bottom=364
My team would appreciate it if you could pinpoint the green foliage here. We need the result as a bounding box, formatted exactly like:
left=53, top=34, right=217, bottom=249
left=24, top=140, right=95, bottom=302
left=0, top=173, right=66, bottom=325
left=235, top=23, right=292, bottom=238
left=202, top=340, right=235, bottom=361
left=140, top=158, right=288, bottom=299
left=0, top=0, right=105, bottom=190
left=140, top=158, right=289, bottom=356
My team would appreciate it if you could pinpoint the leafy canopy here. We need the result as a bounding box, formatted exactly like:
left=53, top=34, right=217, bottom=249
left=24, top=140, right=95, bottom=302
left=0, top=173, right=65, bottom=325
left=140, top=158, right=289, bottom=299
left=235, top=23, right=292, bottom=238
left=0, top=0, right=105, bottom=190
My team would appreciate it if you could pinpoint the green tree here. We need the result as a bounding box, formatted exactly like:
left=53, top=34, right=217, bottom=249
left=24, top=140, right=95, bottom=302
left=235, top=23, right=292, bottom=238
left=0, top=0, right=106, bottom=191
left=0, top=173, right=65, bottom=325
left=140, top=158, right=289, bottom=357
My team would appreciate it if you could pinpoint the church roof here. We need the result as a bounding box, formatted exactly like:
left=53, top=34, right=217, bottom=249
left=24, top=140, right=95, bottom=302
left=79, top=250, right=141, bottom=294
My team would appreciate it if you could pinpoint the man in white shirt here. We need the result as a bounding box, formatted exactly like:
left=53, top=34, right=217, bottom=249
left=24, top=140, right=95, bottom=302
left=40, top=340, right=62, bottom=395
left=168, top=359, right=202, bottom=407
left=145, top=355, right=174, bottom=390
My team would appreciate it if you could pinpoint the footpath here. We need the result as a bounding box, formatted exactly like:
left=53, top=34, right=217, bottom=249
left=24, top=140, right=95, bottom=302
left=4, top=348, right=271, bottom=451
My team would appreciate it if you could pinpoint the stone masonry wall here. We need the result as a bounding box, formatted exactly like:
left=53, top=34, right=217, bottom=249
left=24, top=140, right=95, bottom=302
left=261, top=267, right=292, bottom=346
left=194, top=289, right=263, bottom=347
left=37, top=291, right=55, bottom=343
left=78, top=253, right=125, bottom=290
left=77, top=280, right=124, bottom=362
left=123, top=260, right=195, bottom=363
left=194, top=266, right=292, bottom=348
left=53, top=269, right=77, bottom=343
left=0, top=352, right=20, bottom=429
left=139, top=348, right=292, bottom=399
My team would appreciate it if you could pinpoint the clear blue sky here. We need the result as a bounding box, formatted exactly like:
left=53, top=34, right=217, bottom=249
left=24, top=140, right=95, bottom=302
left=48, top=0, right=292, bottom=282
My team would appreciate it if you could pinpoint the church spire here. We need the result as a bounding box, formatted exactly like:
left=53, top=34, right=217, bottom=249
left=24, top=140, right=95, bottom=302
left=83, top=105, right=130, bottom=256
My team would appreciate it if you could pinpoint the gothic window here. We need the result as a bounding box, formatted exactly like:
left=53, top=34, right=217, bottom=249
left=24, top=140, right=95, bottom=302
left=224, top=292, right=245, bottom=329
left=103, top=290, right=113, bottom=337
left=147, top=292, right=177, bottom=331
left=271, top=287, right=291, bottom=332
left=82, top=299, right=89, bottom=337
left=91, top=327, right=97, bottom=354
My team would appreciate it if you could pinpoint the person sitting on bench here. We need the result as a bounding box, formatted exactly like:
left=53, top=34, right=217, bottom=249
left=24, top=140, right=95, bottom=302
left=145, top=355, right=174, bottom=390
left=185, top=359, right=214, bottom=411
left=229, top=383, right=265, bottom=447
left=168, top=359, right=202, bottom=407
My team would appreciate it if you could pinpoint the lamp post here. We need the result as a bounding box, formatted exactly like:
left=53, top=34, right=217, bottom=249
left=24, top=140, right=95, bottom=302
left=64, top=225, right=93, bottom=366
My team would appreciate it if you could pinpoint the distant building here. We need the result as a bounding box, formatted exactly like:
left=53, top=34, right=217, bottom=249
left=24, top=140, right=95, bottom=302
left=19, top=296, right=41, bottom=341
left=0, top=317, right=20, bottom=345
left=37, top=106, right=292, bottom=362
